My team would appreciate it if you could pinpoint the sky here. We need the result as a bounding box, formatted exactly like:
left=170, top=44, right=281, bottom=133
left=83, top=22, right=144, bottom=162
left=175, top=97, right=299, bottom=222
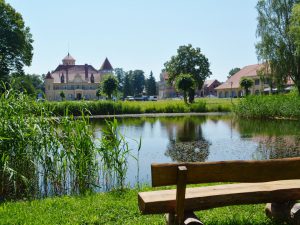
left=6, top=0, right=259, bottom=82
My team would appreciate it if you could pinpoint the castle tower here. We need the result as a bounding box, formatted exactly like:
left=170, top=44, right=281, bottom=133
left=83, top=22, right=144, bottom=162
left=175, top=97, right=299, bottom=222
left=99, top=57, right=113, bottom=76
left=45, top=71, right=54, bottom=100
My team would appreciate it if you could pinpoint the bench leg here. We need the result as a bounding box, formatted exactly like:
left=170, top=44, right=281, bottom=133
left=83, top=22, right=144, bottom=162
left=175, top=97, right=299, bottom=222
left=166, top=212, right=204, bottom=225
left=265, top=201, right=296, bottom=222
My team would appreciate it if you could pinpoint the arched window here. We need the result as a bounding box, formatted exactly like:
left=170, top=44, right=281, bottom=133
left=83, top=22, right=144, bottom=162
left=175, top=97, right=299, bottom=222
left=90, top=73, right=94, bottom=83
left=61, top=73, right=65, bottom=83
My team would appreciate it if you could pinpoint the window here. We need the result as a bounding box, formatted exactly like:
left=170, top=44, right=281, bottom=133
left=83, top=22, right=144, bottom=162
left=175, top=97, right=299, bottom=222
left=61, top=73, right=65, bottom=83
left=255, top=79, right=260, bottom=85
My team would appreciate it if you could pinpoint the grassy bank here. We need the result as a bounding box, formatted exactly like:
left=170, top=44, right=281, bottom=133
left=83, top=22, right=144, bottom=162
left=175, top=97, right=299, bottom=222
left=43, top=98, right=236, bottom=116
left=234, top=94, right=300, bottom=119
left=0, top=187, right=280, bottom=225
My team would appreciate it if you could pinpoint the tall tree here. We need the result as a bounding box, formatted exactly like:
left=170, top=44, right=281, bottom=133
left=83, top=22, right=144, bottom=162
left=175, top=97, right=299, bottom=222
left=228, top=67, right=241, bottom=78
left=175, top=74, right=196, bottom=104
left=114, top=68, right=126, bottom=93
left=101, top=74, right=118, bottom=100
left=0, top=0, right=33, bottom=83
left=131, top=70, right=145, bottom=96
left=240, top=77, right=254, bottom=96
left=123, top=71, right=132, bottom=98
left=164, top=44, right=211, bottom=103
left=10, top=73, right=43, bottom=95
left=256, top=0, right=300, bottom=94
left=146, top=71, right=157, bottom=96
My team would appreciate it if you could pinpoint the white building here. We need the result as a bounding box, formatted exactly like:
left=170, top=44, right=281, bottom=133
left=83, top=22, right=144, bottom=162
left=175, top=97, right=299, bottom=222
left=45, top=53, right=113, bottom=101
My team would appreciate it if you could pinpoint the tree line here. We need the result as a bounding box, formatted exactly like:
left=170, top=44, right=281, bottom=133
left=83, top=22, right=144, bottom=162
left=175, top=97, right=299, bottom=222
left=98, top=69, right=157, bottom=100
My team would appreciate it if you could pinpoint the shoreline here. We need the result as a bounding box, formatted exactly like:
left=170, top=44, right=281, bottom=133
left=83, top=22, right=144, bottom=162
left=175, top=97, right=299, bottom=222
left=88, top=112, right=230, bottom=119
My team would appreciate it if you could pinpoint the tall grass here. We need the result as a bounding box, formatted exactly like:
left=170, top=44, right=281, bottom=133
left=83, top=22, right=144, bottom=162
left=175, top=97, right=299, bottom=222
left=43, top=99, right=233, bottom=116
left=98, top=119, right=140, bottom=190
left=0, top=89, right=137, bottom=200
left=234, top=94, right=300, bottom=119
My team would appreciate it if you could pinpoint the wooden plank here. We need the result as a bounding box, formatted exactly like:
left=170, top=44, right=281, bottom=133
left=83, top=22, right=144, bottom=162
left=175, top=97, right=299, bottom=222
left=176, top=166, right=187, bottom=225
left=151, top=157, right=300, bottom=187
left=138, top=179, right=300, bottom=214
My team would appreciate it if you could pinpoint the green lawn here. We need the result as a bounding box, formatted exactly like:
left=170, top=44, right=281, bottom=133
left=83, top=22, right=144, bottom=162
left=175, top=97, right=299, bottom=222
left=0, top=187, right=280, bottom=225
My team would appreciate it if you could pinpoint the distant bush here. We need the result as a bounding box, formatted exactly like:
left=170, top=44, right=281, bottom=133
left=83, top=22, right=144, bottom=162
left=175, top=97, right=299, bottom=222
left=234, top=94, right=300, bottom=119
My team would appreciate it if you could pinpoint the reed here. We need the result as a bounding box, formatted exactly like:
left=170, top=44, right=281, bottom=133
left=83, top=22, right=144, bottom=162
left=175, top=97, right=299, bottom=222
left=0, top=88, right=137, bottom=200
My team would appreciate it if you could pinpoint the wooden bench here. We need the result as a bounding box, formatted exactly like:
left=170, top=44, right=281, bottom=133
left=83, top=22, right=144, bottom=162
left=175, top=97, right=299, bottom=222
left=138, top=157, right=300, bottom=225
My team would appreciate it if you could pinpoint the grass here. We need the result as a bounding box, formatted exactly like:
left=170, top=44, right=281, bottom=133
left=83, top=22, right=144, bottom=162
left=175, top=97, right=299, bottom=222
left=0, top=187, right=281, bottom=225
left=234, top=94, right=300, bottom=119
left=43, top=98, right=237, bottom=116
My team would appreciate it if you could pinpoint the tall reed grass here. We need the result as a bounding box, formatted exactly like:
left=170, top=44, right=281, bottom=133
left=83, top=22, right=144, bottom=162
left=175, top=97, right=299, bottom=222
left=0, top=89, right=137, bottom=200
left=234, top=94, right=300, bottom=119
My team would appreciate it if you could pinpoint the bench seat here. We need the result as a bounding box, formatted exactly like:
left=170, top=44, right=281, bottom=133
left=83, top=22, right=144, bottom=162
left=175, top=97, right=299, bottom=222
left=139, top=179, right=300, bottom=214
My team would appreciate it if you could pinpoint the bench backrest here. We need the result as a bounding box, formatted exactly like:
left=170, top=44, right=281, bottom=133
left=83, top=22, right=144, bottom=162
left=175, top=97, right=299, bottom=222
left=151, top=157, right=300, bottom=187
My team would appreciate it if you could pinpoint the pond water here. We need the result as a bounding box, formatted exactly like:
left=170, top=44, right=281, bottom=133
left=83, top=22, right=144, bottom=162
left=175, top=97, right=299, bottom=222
left=92, top=114, right=300, bottom=187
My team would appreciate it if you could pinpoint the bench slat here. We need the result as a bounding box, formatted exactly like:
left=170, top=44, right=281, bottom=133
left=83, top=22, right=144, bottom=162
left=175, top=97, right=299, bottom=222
left=151, top=157, right=300, bottom=187
left=138, top=179, right=300, bottom=214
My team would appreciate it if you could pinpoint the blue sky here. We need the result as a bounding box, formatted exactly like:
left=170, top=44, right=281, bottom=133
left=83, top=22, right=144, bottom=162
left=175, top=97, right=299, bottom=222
left=6, top=0, right=258, bottom=81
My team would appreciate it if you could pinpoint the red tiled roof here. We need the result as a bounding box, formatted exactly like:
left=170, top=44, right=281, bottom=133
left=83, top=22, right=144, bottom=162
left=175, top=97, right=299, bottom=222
left=100, top=58, right=113, bottom=71
left=215, top=64, right=264, bottom=90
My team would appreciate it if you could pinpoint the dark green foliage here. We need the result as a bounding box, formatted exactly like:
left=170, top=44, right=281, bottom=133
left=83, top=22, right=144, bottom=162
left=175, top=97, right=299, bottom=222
left=59, top=91, right=65, bottom=100
left=164, top=44, right=211, bottom=102
left=239, top=77, right=254, bottom=96
left=145, top=71, right=157, bottom=96
left=256, top=0, right=300, bottom=94
left=10, top=73, right=44, bottom=96
left=131, top=70, right=145, bottom=96
left=101, top=74, right=118, bottom=99
left=234, top=94, right=300, bottom=119
left=114, top=68, right=126, bottom=93
left=228, top=67, right=241, bottom=78
left=123, top=72, right=132, bottom=98
left=175, top=74, right=196, bottom=103
left=0, top=0, right=33, bottom=82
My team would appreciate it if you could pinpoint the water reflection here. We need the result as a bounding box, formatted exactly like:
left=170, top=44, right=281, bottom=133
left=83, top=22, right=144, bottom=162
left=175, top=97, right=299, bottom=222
left=163, top=117, right=210, bottom=162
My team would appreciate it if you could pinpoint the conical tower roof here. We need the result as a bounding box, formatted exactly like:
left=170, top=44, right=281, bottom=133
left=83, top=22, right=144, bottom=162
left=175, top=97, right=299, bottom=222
left=100, top=58, right=113, bottom=71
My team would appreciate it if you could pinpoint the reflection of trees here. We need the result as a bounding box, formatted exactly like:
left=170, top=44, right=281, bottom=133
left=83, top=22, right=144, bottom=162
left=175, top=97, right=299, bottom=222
left=163, top=117, right=210, bottom=162
left=254, top=136, right=300, bottom=160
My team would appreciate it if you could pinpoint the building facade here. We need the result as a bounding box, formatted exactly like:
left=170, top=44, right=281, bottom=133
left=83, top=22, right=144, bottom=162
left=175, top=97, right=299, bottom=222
left=215, top=64, right=268, bottom=98
left=45, top=54, right=113, bottom=101
left=200, top=79, right=222, bottom=97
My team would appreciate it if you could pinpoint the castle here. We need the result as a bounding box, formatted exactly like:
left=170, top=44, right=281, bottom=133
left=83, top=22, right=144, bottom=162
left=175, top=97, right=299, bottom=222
left=45, top=53, right=113, bottom=101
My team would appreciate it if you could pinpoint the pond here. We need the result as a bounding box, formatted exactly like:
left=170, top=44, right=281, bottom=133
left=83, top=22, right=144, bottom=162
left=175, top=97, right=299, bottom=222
left=92, top=114, right=300, bottom=188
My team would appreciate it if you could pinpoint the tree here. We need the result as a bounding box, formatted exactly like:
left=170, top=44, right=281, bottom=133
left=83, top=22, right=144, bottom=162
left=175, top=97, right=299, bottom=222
left=10, top=73, right=44, bottom=95
left=146, top=71, right=157, bottom=96
left=123, top=72, right=132, bottom=98
left=240, top=77, right=254, bottom=96
left=175, top=74, right=196, bottom=104
left=0, top=0, right=33, bottom=83
left=114, top=68, right=125, bottom=93
left=101, top=74, right=118, bottom=100
left=256, top=0, right=300, bottom=94
left=131, top=70, right=145, bottom=96
left=60, top=91, right=65, bottom=101
left=164, top=44, right=211, bottom=103
left=228, top=67, right=241, bottom=78
left=96, top=88, right=101, bottom=100
left=291, top=3, right=300, bottom=49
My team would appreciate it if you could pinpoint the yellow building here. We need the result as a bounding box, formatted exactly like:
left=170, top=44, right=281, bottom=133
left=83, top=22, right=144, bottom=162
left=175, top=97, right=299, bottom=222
left=45, top=53, right=113, bottom=101
left=215, top=64, right=268, bottom=98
